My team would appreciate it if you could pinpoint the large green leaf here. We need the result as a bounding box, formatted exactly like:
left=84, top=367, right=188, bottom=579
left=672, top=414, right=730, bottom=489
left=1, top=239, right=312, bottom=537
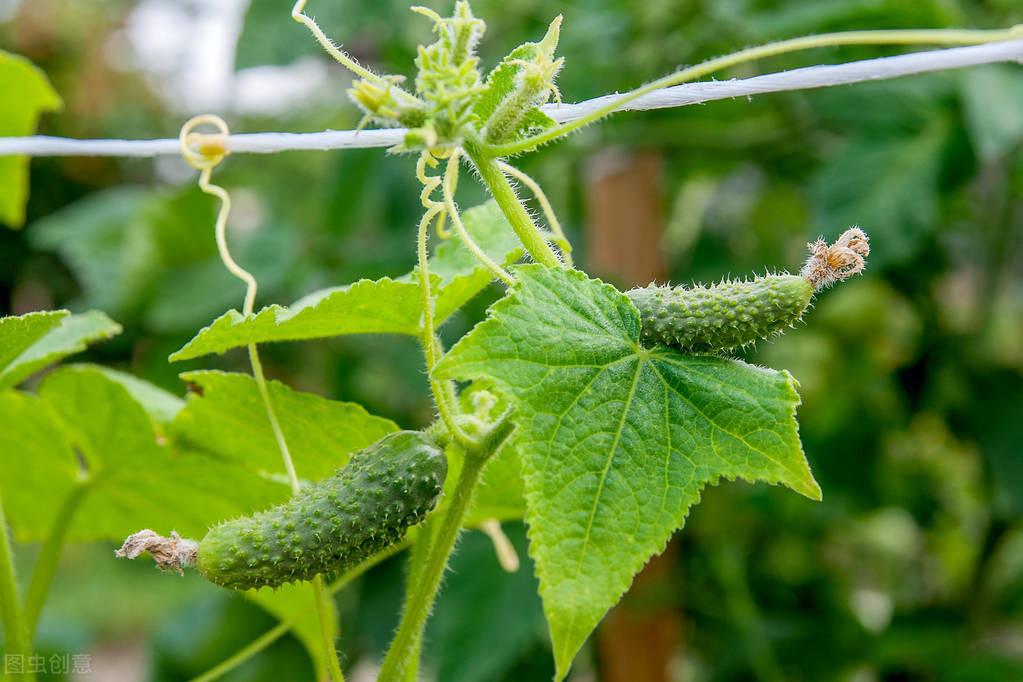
left=170, top=371, right=399, bottom=483
left=170, top=201, right=521, bottom=361
left=0, top=51, right=61, bottom=228
left=436, top=266, right=819, bottom=679
left=0, top=390, right=79, bottom=539
left=0, top=310, right=121, bottom=389
left=0, top=366, right=284, bottom=542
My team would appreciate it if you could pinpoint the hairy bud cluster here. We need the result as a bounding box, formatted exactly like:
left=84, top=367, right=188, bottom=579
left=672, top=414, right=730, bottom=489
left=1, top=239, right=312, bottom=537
left=482, top=16, right=565, bottom=144
left=404, top=2, right=487, bottom=145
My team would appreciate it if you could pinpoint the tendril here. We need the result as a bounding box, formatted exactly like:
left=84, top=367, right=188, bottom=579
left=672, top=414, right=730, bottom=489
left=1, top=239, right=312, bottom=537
left=416, top=149, right=453, bottom=239
left=179, top=115, right=344, bottom=682
left=442, top=151, right=515, bottom=286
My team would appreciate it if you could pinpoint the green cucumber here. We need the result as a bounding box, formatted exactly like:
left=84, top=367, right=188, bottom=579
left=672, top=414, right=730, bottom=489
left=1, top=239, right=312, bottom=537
left=627, top=227, right=870, bottom=354
left=196, top=430, right=446, bottom=590
left=628, top=274, right=814, bottom=353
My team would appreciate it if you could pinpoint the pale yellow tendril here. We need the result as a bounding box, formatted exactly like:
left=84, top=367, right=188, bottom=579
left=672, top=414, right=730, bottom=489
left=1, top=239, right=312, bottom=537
left=416, top=150, right=474, bottom=448
left=292, top=0, right=388, bottom=87
left=179, top=114, right=343, bottom=682
left=442, top=151, right=515, bottom=286
left=479, top=519, right=520, bottom=573
left=416, top=150, right=453, bottom=239
left=496, top=160, right=573, bottom=266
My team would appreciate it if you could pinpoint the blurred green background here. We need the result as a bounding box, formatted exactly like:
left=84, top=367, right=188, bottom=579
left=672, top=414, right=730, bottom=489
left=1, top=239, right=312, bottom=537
left=2, top=0, right=1023, bottom=680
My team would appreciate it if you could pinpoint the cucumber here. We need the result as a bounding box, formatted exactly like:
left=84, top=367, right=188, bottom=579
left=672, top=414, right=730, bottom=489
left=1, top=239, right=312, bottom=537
left=627, top=227, right=870, bottom=354
left=195, top=430, right=446, bottom=590
left=628, top=274, right=814, bottom=353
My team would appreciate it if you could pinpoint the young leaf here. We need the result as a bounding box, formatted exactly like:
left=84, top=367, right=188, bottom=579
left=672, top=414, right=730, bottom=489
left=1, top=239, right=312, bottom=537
left=170, top=371, right=399, bottom=483
left=0, top=51, right=61, bottom=228
left=170, top=277, right=426, bottom=361
left=435, top=266, right=819, bottom=680
left=170, top=200, right=522, bottom=361
left=0, top=310, right=121, bottom=389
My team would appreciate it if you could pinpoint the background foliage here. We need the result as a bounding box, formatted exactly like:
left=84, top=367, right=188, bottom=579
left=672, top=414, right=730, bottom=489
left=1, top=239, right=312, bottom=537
left=2, top=0, right=1022, bottom=680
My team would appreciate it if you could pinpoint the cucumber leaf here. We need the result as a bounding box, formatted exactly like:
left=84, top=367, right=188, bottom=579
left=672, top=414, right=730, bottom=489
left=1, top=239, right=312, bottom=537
left=436, top=266, right=819, bottom=679
left=170, top=201, right=521, bottom=361
left=0, top=310, right=121, bottom=389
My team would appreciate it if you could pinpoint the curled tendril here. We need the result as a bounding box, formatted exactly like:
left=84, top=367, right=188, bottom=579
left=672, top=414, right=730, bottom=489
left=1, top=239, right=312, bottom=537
left=416, top=149, right=454, bottom=239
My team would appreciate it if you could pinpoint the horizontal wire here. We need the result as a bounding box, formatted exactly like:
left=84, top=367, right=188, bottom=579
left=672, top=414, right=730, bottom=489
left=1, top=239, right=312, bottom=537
left=1, top=39, right=1020, bottom=158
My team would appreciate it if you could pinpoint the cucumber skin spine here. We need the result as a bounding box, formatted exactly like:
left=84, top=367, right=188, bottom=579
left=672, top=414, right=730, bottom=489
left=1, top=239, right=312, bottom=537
left=628, top=274, right=813, bottom=353
left=195, top=431, right=446, bottom=590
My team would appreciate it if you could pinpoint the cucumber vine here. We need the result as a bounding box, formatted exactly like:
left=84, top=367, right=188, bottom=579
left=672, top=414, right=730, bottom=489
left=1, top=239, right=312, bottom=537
left=1, top=3, right=1020, bottom=682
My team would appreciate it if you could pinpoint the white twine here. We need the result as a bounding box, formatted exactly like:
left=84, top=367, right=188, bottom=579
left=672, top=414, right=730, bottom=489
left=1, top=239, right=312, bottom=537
left=2, top=40, right=1021, bottom=158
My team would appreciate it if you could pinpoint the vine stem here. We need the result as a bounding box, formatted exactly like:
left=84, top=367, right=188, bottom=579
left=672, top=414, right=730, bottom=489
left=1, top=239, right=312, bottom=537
left=182, top=116, right=345, bottom=682
left=485, top=26, right=1023, bottom=157
left=377, top=450, right=487, bottom=681
left=464, top=142, right=561, bottom=267
left=0, top=498, right=34, bottom=682
left=496, top=160, right=573, bottom=266
left=23, top=481, right=89, bottom=634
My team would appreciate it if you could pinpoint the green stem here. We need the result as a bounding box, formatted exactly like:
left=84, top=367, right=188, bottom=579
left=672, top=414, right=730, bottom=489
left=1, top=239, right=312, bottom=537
left=247, top=343, right=345, bottom=682
left=189, top=542, right=407, bottom=682
left=191, top=622, right=289, bottom=682
left=398, top=519, right=437, bottom=682
left=312, top=575, right=344, bottom=682
left=24, top=481, right=89, bottom=635
left=465, top=143, right=561, bottom=268
left=377, top=451, right=487, bottom=681
left=0, top=498, right=34, bottom=682
left=486, top=27, right=1023, bottom=157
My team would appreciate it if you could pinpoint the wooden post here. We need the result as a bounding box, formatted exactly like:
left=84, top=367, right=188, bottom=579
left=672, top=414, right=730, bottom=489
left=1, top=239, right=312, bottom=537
left=585, top=147, right=681, bottom=682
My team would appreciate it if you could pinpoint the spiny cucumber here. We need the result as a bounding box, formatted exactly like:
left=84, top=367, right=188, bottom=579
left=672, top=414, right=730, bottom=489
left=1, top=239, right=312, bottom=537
left=628, top=227, right=869, bottom=353
left=117, top=430, right=446, bottom=590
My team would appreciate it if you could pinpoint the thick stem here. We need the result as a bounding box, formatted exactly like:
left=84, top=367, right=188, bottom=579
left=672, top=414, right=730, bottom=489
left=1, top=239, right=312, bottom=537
left=0, top=498, right=35, bottom=682
left=465, top=144, right=562, bottom=268
left=24, top=481, right=89, bottom=635
left=377, top=452, right=487, bottom=681
left=398, top=518, right=438, bottom=682
left=487, top=27, right=1023, bottom=157
left=312, top=575, right=344, bottom=682
left=496, top=161, right=573, bottom=266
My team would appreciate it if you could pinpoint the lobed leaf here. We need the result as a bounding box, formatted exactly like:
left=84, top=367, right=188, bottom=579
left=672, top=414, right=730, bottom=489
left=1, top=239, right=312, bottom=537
left=171, top=201, right=522, bottom=361
left=436, top=266, right=819, bottom=679
left=0, top=310, right=121, bottom=389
